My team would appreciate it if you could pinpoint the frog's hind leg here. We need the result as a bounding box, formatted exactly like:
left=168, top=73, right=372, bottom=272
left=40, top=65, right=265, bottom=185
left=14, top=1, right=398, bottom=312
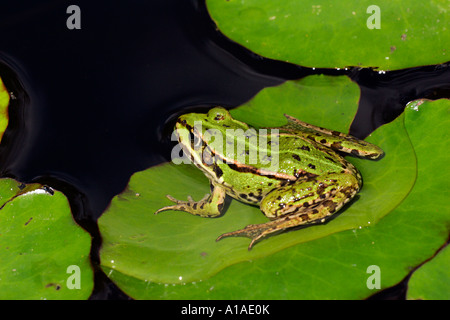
left=216, top=193, right=355, bottom=250
left=276, top=114, right=384, bottom=160
left=217, top=172, right=359, bottom=250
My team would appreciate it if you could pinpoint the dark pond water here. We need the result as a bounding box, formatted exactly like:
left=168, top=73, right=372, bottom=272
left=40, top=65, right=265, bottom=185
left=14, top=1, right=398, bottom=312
left=0, top=0, right=449, bottom=299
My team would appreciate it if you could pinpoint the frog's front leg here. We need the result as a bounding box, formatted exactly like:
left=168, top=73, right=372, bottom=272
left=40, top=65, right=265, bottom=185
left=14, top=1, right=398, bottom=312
left=216, top=172, right=360, bottom=250
left=155, top=183, right=226, bottom=218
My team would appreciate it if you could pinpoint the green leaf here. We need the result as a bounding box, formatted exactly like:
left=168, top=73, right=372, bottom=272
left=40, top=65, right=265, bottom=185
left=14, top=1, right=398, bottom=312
left=206, top=0, right=450, bottom=70
left=407, top=245, right=450, bottom=300
left=101, top=97, right=449, bottom=300
left=402, top=99, right=450, bottom=300
left=0, top=179, right=93, bottom=299
left=98, top=75, right=417, bottom=298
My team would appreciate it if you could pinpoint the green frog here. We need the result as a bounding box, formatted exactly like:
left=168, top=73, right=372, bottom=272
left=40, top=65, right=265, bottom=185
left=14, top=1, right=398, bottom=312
left=156, top=107, right=384, bottom=250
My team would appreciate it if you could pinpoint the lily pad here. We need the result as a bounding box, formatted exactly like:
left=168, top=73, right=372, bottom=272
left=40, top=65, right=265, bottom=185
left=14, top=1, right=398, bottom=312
left=100, top=96, right=448, bottom=300
left=98, top=75, right=416, bottom=298
left=206, top=0, right=450, bottom=70
left=401, top=99, right=450, bottom=300
left=407, top=244, right=450, bottom=300
left=0, top=179, right=93, bottom=299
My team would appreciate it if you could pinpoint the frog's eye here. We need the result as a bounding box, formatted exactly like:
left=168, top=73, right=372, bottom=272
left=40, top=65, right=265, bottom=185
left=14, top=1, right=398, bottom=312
left=208, top=107, right=229, bottom=122
left=214, top=113, right=225, bottom=121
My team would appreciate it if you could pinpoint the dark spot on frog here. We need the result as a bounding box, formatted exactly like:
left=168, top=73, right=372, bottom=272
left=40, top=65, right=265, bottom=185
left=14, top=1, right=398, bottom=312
left=331, top=131, right=341, bottom=136
left=351, top=149, right=360, bottom=156
left=308, top=164, right=316, bottom=170
left=331, top=142, right=343, bottom=150
left=300, top=214, right=309, bottom=221
left=217, top=202, right=224, bottom=212
left=240, top=193, right=248, bottom=199
left=341, top=186, right=357, bottom=198
left=213, top=165, right=223, bottom=178
left=320, top=139, right=327, bottom=144
left=268, top=182, right=273, bottom=186
left=302, top=171, right=318, bottom=180
left=317, top=182, right=327, bottom=195
left=193, top=203, right=197, bottom=210
left=323, top=200, right=338, bottom=213
left=300, top=145, right=310, bottom=151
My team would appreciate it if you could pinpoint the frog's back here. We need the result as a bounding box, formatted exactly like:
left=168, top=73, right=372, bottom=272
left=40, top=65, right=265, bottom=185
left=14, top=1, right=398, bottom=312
left=217, top=131, right=354, bottom=176
left=212, top=134, right=355, bottom=205
left=274, top=134, right=352, bottom=177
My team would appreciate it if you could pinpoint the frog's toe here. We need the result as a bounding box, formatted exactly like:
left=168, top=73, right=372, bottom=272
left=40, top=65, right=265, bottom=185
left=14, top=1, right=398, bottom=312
left=154, top=193, right=214, bottom=216
left=154, top=195, right=182, bottom=214
left=216, top=223, right=275, bottom=250
left=160, top=195, right=176, bottom=204
left=154, top=206, right=172, bottom=215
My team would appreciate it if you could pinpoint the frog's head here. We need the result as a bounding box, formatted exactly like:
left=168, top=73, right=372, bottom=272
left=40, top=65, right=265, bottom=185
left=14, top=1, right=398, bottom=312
left=174, top=106, right=250, bottom=163
left=176, top=106, right=247, bottom=131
